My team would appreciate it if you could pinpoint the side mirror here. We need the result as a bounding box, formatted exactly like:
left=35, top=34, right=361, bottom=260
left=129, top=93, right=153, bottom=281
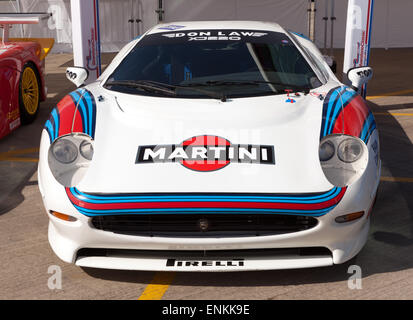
left=347, top=67, right=373, bottom=91
left=323, top=55, right=337, bottom=73
left=66, top=67, right=89, bottom=87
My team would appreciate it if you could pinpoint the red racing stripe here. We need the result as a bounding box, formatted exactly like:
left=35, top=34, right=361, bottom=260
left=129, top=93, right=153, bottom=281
left=66, top=188, right=347, bottom=211
left=332, top=95, right=370, bottom=137
left=57, top=95, right=84, bottom=137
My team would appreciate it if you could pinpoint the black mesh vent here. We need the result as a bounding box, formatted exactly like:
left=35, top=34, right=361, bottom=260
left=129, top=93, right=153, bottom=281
left=91, top=214, right=318, bottom=237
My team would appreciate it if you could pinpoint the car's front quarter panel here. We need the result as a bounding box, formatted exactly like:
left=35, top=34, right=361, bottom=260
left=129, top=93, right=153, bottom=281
left=319, top=128, right=380, bottom=263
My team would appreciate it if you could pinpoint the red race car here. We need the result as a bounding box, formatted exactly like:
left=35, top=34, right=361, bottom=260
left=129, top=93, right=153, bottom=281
left=0, top=13, right=53, bottom=139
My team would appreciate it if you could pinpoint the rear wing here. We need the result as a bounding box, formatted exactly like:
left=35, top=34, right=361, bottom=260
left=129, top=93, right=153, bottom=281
left=0, top=13, right=54, bottom=59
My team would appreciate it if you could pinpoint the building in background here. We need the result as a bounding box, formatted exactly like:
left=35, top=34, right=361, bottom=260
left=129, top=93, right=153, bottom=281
left=0, top=0, right=411, bottom=53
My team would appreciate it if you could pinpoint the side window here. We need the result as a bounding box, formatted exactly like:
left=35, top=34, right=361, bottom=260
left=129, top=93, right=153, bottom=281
left=288, top=32, right=329, bottom=83
left=302, top=47, right=331, bottom=81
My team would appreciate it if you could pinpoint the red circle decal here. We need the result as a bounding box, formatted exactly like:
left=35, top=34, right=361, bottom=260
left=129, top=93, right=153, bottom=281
left=181, top=135, right=231, bottom=172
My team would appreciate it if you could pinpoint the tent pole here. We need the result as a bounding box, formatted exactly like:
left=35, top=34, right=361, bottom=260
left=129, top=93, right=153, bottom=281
left=129, top=0, right=134, bottom=40
left=156, top=0, right=164, bottom=23
left=330, top=0, right=336, bottom=57
left=136, top=0, right=142, bottom=36
left=323, top=0, right=328, bottom=53
left=307, top=0, right=316, bottom=42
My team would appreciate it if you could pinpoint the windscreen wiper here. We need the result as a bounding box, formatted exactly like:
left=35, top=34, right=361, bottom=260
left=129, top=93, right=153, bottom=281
left=104, top=80, right=177, bottom=96
left=249, top=80, right=311, bottom=94
left=142, top=80, right=227, bottom=102
left=182, top=80, right=310, bottom=94
left=182, top=80, right=260, bottom=87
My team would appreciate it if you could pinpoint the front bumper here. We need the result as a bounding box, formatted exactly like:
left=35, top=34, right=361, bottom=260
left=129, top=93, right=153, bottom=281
left=46, top=214, right=370, bottom=271
left=44, top=180, right=372, bottom=270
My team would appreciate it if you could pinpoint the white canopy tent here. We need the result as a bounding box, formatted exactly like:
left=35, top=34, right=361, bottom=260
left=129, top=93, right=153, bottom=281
left=0, top=0, right=412, bottom=53
left=161, top=0, right=413, bottom=49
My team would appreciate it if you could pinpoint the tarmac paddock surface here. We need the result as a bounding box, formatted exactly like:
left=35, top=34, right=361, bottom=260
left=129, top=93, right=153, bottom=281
left=1, top=49, right=413, bottom=300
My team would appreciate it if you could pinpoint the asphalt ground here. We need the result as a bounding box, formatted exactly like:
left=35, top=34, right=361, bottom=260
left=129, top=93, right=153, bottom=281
left=1, top=49, right=413, bottom=299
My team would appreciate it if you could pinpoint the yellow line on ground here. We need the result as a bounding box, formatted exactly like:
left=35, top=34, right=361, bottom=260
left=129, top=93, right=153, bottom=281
left=0, top=147, right=39, bottom=156
left=367, top=89, right=413, bottom=100
left=0, top=157, right=39, bottom=163
left=138, top=272, right=176, bottom=300
left=373, top=112, right=413, bottom=116
left=0, top=148, right=40, bottom=163
left=381, top=176, right=413, bottom=183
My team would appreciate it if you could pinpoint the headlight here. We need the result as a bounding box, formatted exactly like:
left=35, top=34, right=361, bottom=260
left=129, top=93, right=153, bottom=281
left=319, top=134, right=368, bottom=187
left=319, top=140, right=335, bottom=162
left=79, top=140, right=94, bottom=160
left=48, top=133, right=94, bottom=187
left=52, top=138, right=78, bottom=164
left=337, top=138, right=363, bottom=163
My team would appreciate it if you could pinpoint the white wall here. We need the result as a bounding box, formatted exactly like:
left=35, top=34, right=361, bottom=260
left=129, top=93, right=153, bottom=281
left=314, top=0, right=413, bottom=49
left=0, top=0, right=412, bottom=53
left=0, top=0, right=73, bottom=52
left=164, top=0, right=413, bottom=49
left=163, top=0, right=309, bottom=40
left=0, top=0, right=158, bottom=52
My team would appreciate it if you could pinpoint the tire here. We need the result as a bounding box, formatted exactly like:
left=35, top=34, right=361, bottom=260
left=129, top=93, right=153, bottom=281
left=19, top=63, right=41, bottom=125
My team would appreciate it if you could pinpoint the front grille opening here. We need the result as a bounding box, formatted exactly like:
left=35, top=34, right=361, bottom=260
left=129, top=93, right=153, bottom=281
left=91, top=214, right=318, bottom=237
left=76, top=247, right=332, bottom=259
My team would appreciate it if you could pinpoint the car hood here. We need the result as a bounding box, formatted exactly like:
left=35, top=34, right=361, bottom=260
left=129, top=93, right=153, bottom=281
left=76, top=86, right=334, bottom=193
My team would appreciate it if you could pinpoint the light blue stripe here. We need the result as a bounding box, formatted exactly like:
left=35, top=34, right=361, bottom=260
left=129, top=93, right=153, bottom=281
left=327, top=89, right=355, bottom=135
left=51, top=109, right=59, bottom=141
left=70, top=91, right=88, bottom=135
left=74, top=205, right=333, bottom=217
left=71, top=187, right=340, bottom=204
left=72, top=186, right=338, bottom=201
left=290, top=31, right=311, bottom=41
left=360, top=112, right=375, bottom=141
left=324, top=87, right=345, bottom=137
left=364, top=124, right=376, bottom=143
left=82, top=90, right=94, bottom=137
left=72, top=187, right=338, bottom=202
left=71, top=190, right=341, bottom=204
left=45, top=120, right=54, bottom=141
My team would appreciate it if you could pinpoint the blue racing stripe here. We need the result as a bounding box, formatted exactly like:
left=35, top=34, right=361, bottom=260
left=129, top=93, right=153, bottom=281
left=51, top=108, right=59, bottom=141
left=364, top=126, right=376, bottom=143
left=83, top=90, right=94, bottom=137
left=73, top=205, right=333, bottom=217
left=44, top=120, right=54, bottom=143
left=69, top=91, right=89, bottom=135
left=360, top=112, right=375, bottom=142
left=323, top=87, right=345, bottom=137
left=70, top=187, right=341, bottom=204
left=326, top=88, right=356, bottom=135
left=83, top=89, right=96, bottom=138
left=71, top=186, right=339, bottom=201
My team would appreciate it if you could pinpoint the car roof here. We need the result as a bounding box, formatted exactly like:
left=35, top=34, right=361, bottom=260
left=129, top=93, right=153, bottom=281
left=147, top=20, right=286, bottom=34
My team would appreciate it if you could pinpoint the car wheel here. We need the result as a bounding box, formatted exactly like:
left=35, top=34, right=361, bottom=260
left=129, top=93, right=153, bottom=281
left=19, top=63, right=41, bottom=124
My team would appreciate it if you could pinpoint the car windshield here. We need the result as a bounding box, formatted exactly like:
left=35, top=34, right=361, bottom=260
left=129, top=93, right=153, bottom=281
left=105, top=29, right=322, bottom=99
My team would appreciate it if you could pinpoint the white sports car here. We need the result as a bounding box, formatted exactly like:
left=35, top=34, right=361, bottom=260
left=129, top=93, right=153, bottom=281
left=38, top=21, right=380, bottom=271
